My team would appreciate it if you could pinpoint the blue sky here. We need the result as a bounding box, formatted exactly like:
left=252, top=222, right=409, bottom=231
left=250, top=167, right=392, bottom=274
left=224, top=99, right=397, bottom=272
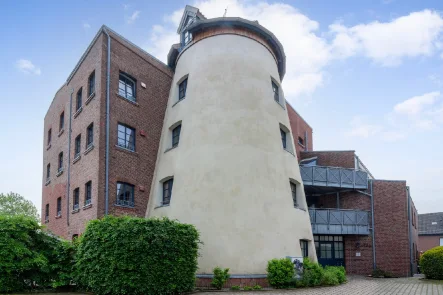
left=1, top=0, right=442, bottom=214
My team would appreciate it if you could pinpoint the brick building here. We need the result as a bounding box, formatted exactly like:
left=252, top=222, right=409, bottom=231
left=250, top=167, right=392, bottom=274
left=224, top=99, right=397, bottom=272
left=42, top=4, right=418, bottom=278
left=418, top=212, right=443, bottom=252
left=288, top=108, right=419, bottom=277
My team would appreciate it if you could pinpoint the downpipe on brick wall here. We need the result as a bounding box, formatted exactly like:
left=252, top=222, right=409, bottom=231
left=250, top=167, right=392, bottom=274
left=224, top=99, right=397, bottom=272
left=66, top=88, right=74, bottom=226
left=104, top=27, right=111, bottom=216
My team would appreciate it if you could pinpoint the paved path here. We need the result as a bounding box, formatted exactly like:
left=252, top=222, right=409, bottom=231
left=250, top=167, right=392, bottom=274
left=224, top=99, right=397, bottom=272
left=198, top=276, right=443, bottom=295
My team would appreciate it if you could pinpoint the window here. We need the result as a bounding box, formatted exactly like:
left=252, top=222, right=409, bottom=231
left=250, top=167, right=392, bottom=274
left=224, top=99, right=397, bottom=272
left=88, top=71, right=95, bottom=96
left=46, top=163, right=50, bottom=180
left=45, top=204, right=49, bottom=223
left=59, top=112, right=64, bottom=131
left=280, top=128, right=287, bottom=149
left=76, top=88, right=82, bottom=111
left=290, top=182, right=297, bottom=207
left=47, top=128, right=52, bottom=145
left=117, top=124, right=135, bottom=151
left=298, top=136, right=304, bottom=146
left=116, top=182, right=134, bottom=207
left=162, top=178, right=173, bottom=205
left=300, top=240, right=308, bottom=258
left=179, top=78, right=188, bottom=101
left=75, top=135, right=81, bottom=158
left=440, top=238, right=443, bottom=247
left=87, top=123, right=93, bottom=147
left=118, top=72, right=136, bottom=102
left=272, top=81, right=279, bottom=102
left=73, top=188, right=79, bottom=210
left=172, top=124, right=181, bottom=148
left=85, top=181, right=92, bottom=206
left=183, top=31, right=192, bottom=45
left=56, top=197, right=61, bottom=217
left=58, top=152, right=63, bottom=172
left=300, top=157, right=317, bottom=167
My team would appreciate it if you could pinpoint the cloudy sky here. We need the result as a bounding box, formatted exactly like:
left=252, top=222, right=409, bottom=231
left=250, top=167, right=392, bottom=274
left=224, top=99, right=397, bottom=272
left=1, top=0, right=442, bottom=214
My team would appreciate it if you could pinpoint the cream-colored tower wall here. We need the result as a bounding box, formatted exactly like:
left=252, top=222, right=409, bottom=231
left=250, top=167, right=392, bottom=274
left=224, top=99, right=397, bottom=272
left=147, top=34, right=316, bottom=274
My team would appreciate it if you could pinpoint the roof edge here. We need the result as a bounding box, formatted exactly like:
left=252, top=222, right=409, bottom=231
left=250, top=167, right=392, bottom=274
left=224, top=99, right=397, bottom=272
left=286, top=101, right=313, bottom=130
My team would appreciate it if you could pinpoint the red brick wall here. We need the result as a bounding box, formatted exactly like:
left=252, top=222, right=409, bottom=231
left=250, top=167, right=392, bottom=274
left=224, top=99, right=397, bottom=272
left=344, top=235, right=373, bottom=275
left=286, top=103, right=313, bottom=159
left=419, top=235, right=442, bottom=252
left=300, top=151, right=355, bottom=168
left=196, top=277, right=269, bottom=288
left=373, top=180, right=411, bottom=277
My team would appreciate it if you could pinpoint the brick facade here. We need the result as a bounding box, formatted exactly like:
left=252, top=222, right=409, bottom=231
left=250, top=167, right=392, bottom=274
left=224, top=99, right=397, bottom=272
left=419, top=235, right=442, bottom=252
left=286, top=103, right=313, bottom=159
left=42, top=27, right=172, bottom=239
left=301, top=150, right=355, bottom=168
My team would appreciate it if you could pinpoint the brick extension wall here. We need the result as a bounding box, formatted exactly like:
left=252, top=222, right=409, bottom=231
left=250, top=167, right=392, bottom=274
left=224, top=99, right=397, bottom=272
left=419, top=235, right=442, bottom=252
left=300, top=151, right=355, bottom=168
left=286, top=103, right=313, bottom=159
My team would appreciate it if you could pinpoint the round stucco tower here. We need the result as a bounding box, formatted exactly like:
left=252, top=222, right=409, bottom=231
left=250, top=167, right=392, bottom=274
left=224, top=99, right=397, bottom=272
left=147, top=9, right=316, bottom=277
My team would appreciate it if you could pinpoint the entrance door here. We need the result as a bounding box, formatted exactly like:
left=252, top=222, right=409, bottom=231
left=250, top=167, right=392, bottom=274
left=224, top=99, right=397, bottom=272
left=314, top=235, right=344, bottom=267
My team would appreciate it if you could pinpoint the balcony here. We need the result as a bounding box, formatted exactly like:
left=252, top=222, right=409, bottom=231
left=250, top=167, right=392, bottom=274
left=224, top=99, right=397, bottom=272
left=309, top=208, right=370, bottom=235
left=300, top=165, right=368, bottom=191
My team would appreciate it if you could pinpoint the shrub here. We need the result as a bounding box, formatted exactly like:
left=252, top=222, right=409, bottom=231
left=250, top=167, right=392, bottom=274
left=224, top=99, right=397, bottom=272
left=0, top=215, right=74, bottom=293
left=75, top=216, right=200, bottom=295
left=231, top=285, right=240, bottom=290
left=321, top=268, right=339, bottom=286
left=267, top=258, right=295, bottom=288
left=243, top=286, right=253, bottom=290
left=420, top=246, right=443, bottom=280
left=325, top=266, right=346, bottom=284
left=253, top=284, right=263, bottom=290
left=211, top=267, right=230, bottom=289
left=300, top=258, right=324, bottom=287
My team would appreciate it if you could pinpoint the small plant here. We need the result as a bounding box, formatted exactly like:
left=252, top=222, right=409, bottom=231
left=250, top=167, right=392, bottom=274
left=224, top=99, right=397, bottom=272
left=325, top=266, right=346, bottom=284
left=266, top=258, right=295, bottom=288
left=301, top=258, right=324, bottom=287
left=230, top=285, right=240, bottom=290
left=321, top=268, right=339, bottom=286
left=243, top=286, right=253, bottom=290
left=371, top=268, right=396, bottom=278
left=211, top=267, right=230, bottom=290
left=253, top=284, right=262, bottom=290
left=421, top=246, right=443, bottom=280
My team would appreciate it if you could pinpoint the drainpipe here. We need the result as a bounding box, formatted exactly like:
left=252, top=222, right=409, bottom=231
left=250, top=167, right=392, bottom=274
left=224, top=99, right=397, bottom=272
left=407, top=186, right=413, bottom=276
left=66, top=88, right=74, bottom=226
left=103, top=28, right=111, bottom=216
left=304, top=131, right=308, bottom=151
left=370, top=180, right=376, bottom=270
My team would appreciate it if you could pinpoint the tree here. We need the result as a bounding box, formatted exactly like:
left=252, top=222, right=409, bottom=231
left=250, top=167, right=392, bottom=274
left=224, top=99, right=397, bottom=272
left=0, top=192, right=39, bottom=221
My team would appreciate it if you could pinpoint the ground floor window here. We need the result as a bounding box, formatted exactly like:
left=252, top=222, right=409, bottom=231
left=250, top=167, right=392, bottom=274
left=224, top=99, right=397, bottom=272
left=440, top=237, right=443, bottom=246
left=300, top=240, right=308, bottom=257
left=314, top=235, right=344, bottom=267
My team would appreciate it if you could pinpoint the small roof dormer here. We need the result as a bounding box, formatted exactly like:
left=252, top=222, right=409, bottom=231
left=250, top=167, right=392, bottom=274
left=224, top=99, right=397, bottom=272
left=177, top=5, right=206, bottom=34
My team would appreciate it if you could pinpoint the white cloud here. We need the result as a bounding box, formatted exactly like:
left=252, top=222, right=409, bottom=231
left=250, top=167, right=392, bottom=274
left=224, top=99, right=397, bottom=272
left=15, top=59, right=41, bottom=75
left=83, top=22, right=91, bottom=30
left=345, top=117, right=382, bottom=138
left=330, top=10, right=443, bottom=66
left=127, top=10, right=140, bottom=24
left=394, top=91, right=440, bottom=116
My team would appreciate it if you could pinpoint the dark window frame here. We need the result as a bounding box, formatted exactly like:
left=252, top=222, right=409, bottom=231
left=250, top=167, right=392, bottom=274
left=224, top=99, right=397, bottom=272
left=76, top=88, right=82, bottom=111
left=118, top=72, right=136, bottom=102
left=46, top=163, right=50, bottom=180
left=280, top=128, right=287, bottom=149
left=117, top=123, right=136, bottom=151
left=116, top=182, right=135, bottom=207
left=56, top=197, right=62, bottom=216
left=58, top=152, right=63, bottom=172
left=87, top=123, right=94, bottom=147
left=75, top=134, right=81, bottom=157
left=162, top=178, right=174, bottom=205
left=179, top=78, right=188, bottom=100
left=73, top=188, right=80, bottom=210
left=290, top=182, right=297, bottom=207
left=272, top=81, right=279, bottom=102
left=300, top=240, right=308, bottom=258
left=172, top=124, right=181, bottom=148
left=85, top=181, right=92, bottom=206
left=298, top=136, right=304, bottom=146
left=88, top=71, right=95, bottom=96
left=48, top=128, right=52, bottom=145
left=45, top=204, right=49, bottom=222
left=59, top=112, right=64, bottom=131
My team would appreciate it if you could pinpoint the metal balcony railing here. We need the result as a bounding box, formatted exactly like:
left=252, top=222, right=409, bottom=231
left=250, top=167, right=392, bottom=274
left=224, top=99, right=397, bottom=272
left=300, top=165, right=368, bottom=189
left=309, top=208, right=370, bottom=235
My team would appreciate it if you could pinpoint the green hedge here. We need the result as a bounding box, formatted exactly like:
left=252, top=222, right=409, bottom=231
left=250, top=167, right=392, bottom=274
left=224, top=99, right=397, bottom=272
left=420, top=246, right=443, bottom=280
left=0, top=215, right=74, bottom=293
left=266, top=258, right=295, bottom=288
left=75, top=216, right=200, bottom=295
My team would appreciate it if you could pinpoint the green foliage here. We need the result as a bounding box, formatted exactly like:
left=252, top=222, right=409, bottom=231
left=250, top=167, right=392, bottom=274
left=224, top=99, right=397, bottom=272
left=300, top=257, right=324, bottom=287
left=325, top=266, right=346, bottom=284
left=266, top=258, right=295, bottom=288
left=420, top=246, right=443, bottom=280
left=243, top=286, right=253, bottom=290
left=74, top=216, right=200, bottom=295
left=211, top=267, right=230, bottom=289
left=0, top=192, right=39, bottom=221
left=371, top=268, right=396, bottom=278
left=253, top=284, right=263, bottom=290
left=0, top=215, right=74, bottom=293
left=321, top=268, right=339, bottom=286
left=230, top=285, right=240, bottom=290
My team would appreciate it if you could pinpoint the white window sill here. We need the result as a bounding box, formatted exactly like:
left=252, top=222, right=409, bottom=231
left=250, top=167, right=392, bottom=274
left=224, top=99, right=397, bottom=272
left=275, top=99, right=286, bottom=110
left=284, top=148, right=295, bottom=157
left=117, top=93, right=139, bottom=106
left=72, top=155, right=81, bottom=164
left=154, top=204, right=170, bottom=209
left=85, top=92, right=95, bottom=105
left=56, top=169, right=64, bottom=177
left=172, top=97, right=185, bottom=107
left=46, top=143, right=51, bottom=151
left=71, top=208, right=80, bottom=214
left=115, top=145, right=137, bottom=155
left=84, top=144, right=94, bottom=155
left=58, top=129, right=64, bottom=137
left=45, top=179, right=51, bottom=186
left=74, top=106, right=83, bottom=118
left=164, top=145, right=178, bottom=153
left=83, top=203, right=93, bottom=210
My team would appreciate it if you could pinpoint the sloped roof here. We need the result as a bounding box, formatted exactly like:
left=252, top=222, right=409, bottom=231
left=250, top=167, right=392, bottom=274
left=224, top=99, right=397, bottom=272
left=419, top=212, right=443, bottom=235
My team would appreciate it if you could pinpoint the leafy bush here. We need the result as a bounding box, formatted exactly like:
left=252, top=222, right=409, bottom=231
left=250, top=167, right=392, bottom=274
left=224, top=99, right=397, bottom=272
left=253, top=284, right=263, bottom=290
left=267, top=258, right=295, bottom=288
left=0, top=215, right=74, bottom=293
left=231, top=285, right=240, bottom=290
left=243, top=286, right=253, bottom=290
left=211, top=267, right=230, bottom=289
left=74, top=216, right=200, bottom=295
left=420, top=246, right=443, bottom=280
left=300, top=258, right=324, bottom=287
left=321, top=268, right=339, bottom=286
left=325, top=266, right=346, bottom=284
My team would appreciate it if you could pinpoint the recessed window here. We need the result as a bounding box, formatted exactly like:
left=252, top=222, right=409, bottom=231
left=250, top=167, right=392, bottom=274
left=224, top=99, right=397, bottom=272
left=117, top=123, right=135, bottom=151
left=280, top=128, right=287, bottom=149
left=272, top=81, right=279, bottom=102
left=75, top=135, right=81, bottom=158
left=45, top=204, right=49, bottom=223
left=59, top=112, right=64, bottom=131
left=116, top=182, right=134, bottom=207
left=73, top=188, right=80, bottom=210
left=58, top=152, right=63, bottom=172
left=76, top=88, right=82, bottom=111
left=440, top=238, right=443, bottom=246
left=47, top=128, right=52, bottom=145
left=56, top=197, right=62, bottom=217
left=290, top=182, right=297, bottom=207
left=85, top=181, right=92, bottom=206
left=46, top=163, right=50, bottom=180
left=88, top=71, right=95, bottom=96
left=119, top=72, right=136, bottom=102
left=300, top=240, right=308, bottom=258
left=87, top=123, right=93, bottom=148
left=183, top=31, right=192, bottom=45
left=279, top=124, right=294, bottom=154
left=172, top=124, right=181, bottom=148
left=162, top=178, right=173, bottom=205
left=298, top=136, right=304, bottom=146
left=179, top=78, right=188, bottom=101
